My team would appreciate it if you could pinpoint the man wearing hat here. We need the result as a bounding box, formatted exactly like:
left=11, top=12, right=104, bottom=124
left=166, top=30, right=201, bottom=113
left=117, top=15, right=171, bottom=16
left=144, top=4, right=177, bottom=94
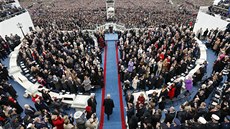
left=194, top=117, right=207, bottom=129
left=206, top=114, right=220, bottom=129
left=74, top=111, right=87, bottom=129
left=87, top=93, right=97, bottom=113
left=221, top=115, right=230, bottom=129
left=103, top=94, right=114, bottom=120
left=171, top=118, right=181, bottom=129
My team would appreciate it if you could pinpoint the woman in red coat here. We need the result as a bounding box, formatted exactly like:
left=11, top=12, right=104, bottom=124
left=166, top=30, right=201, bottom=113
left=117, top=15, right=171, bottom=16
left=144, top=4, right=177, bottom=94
left=137, top=93, right=145, bottom=104
left=99, top=36, right=105, bottom=49
left=31, top=94, right=40, bottom=103
left=168, top=84, right=176, bottom=100
left=136, top=93, right=145, bottom=109
left=52, top=115, right=65, bottom=129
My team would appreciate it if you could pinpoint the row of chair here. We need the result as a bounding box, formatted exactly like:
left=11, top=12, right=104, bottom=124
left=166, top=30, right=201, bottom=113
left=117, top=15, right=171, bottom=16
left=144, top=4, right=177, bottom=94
left=19, top=61, right=37, bottom=83
left=210, top=82, right=227, bottom=106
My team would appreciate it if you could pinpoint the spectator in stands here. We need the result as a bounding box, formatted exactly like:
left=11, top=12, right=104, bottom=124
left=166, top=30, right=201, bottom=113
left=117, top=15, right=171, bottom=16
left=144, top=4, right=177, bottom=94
left=18, top=29, right=103, bottom=95
left=74, top=111, right=87, bottom=129
left=87, top=93, right=97, bottom=113
left=221, top=115, right=230, bottom=129
left=24, top=104, right=40, bottom=118
left=82, top=76, right=92, bottom=94
left=185, top=76, right=193, bottom=92
left=85, top=113, right=98, bottom=129
left=125, top=91, right=134, bottom=105
left=34, top=98, right=49, bottom=112
left=51, top=112, right=65, bottom=129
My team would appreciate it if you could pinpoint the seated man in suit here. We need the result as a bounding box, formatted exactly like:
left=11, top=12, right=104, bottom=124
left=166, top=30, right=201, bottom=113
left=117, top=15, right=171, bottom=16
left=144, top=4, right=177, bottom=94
left=24, top=104, right=40, bottom=118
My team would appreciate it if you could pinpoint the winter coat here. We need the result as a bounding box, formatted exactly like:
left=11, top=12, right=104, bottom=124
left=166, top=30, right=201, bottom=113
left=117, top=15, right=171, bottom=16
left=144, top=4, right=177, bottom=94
left=103, top=98, right=114, bottom=115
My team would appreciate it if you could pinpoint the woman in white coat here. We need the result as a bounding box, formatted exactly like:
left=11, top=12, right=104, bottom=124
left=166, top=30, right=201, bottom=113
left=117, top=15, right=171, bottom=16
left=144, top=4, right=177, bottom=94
left=132, top=76, right=139, bottom=90
left=85, top=113, right=98, bottom=129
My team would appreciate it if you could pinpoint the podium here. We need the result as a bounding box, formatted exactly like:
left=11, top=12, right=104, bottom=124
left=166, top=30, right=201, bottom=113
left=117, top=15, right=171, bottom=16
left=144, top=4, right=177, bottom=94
left=105, top=33, right=118, bottom=41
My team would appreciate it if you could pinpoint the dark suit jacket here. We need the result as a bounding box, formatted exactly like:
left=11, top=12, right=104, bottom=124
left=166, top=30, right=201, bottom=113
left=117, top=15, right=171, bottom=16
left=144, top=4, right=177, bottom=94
left=34, top=101, right=49, bottom=112
left=25, top=106, right=36, bottom=117
left=103, top=98, right=114, bottom=115
left=87, top=98, right=97, bottom=113
left=125, top=95, right=134, bottom=104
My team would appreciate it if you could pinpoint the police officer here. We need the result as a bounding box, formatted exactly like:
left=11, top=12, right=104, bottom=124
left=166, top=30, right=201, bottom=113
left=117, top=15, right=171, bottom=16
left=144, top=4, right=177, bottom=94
left=206, top=114, right=220, bottom=129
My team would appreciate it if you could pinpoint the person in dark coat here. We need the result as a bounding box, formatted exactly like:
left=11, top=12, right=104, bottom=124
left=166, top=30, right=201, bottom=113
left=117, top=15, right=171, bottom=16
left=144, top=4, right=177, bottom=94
left=8, top=96, right=23, bottom=114
left=203, top=28, right=209, bottom=39
left=87, top=93, right=97, bottom=113
left=194, top=117, right=208, bottom=129
left=155, top=75, right=165, bottom=89
left=159, top=96, right=166, bottom=110
left=174, top=80, right=183, bottom=98
left=103, top=94, right=114, bottom=120
left=170, top=118, right=181, bottom=129
left=34, top=98, right=50, bottom=112
left=41, top=89, right=53, bottom=106
left=164, top=107, right=176, bottom=123
left=125, top=91, right=134, bottom=104
left=221, top=116, right=230, bottom=129
left=126, top=103, right=135, bottom=124
left=2, top=81, right=17, bottom=98
left=24, top=104, right=39, bottom=118
left=152, top=109, right=162, bottom=128
left=206, top=114, right=221, bottom=129
left=128, top=114, right=138, bottom=129
left=176, top=105, right=187, bottom=123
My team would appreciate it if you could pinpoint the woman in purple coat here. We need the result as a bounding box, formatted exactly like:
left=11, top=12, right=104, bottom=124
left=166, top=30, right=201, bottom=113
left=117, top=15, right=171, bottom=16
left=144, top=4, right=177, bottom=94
left=128, top=59, right=134, bottom=73
left=185, top=76, right=193, bottom=92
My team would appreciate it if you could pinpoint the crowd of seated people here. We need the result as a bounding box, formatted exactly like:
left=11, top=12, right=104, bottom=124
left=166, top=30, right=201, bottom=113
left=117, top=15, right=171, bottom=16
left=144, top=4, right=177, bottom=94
left=0, top=67, right=99, bottom=129
left=118, top=24, right=200, bottom=96
left=208, top=0, right=230, bottom=18
left=0, top=26, right=104, bottom=128
left=18, top=0, right=213, bottom=30
left=0, top=0, right=15, bottom=4
left=18, top=28, right=105, bottom=94
left=0, top=34, right=21, bottom=61
left=0, top=1, right=26, bottom=22
left=0, top=33, right=23, bottom=128
left=123, top=26, right=230, bottom=129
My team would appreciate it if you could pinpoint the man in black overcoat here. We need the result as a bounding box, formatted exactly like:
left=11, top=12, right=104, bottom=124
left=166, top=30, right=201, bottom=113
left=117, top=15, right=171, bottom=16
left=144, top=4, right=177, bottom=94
left=87, top=93, right=97, bottom=113
left=103, top=94, right=114, bottom=120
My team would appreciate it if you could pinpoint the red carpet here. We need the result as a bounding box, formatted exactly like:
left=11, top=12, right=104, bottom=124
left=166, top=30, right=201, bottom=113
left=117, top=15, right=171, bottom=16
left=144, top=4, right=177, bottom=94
left=99, top=44, right=107, bottom=129
left=115, top=44, right=126, bottom=129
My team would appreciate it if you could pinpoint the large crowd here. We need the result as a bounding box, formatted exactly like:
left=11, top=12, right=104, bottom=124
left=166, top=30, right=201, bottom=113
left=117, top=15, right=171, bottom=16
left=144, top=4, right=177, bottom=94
left=0, top=0, right=26, bottom=22
left=18, top=28, right=104, bottom=94
left=118, top=24, right=199, bottom=93
left=121, top=25, right=230, bottom=129
left=0, top=0, right=229, bottom=129
left=0, top=27, right=104, bottom=128
left=18, top=0, right=214, bottom=30
left=208, top=0, right=230, bottom=18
